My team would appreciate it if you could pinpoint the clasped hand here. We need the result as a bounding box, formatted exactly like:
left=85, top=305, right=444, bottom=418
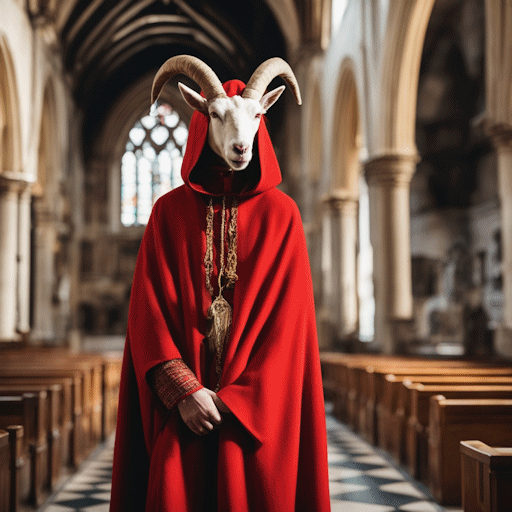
left=177, top=387, right=231, bottom=436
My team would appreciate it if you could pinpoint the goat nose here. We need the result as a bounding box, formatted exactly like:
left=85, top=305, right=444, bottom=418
left=233, top=144, right=247, bottom=155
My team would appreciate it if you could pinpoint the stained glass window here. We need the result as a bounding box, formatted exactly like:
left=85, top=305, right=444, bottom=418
left=121, top=103, right=188, bottom=226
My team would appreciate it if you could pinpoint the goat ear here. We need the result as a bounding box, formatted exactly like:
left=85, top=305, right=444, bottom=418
left=260, top=85, right=285, bottom=112
left=178, top=82, right=209, bottom=114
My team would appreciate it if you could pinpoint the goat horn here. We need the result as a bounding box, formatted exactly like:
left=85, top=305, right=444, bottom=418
left=151, top=55, right=227, bottom=104
left=242, top=57, right=302, bottom=105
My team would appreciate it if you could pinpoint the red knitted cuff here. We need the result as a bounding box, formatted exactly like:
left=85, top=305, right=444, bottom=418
left=149, top=359, right=203, bottom=410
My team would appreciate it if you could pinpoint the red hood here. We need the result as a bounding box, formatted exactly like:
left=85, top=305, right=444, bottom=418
left=181, top=79, right=282, bottom=197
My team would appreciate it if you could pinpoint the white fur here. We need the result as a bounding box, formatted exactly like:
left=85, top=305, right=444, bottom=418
left=178, top=82, right=285, bottom=170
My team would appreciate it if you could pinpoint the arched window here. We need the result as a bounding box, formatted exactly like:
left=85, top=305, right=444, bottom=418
left=121, top=103, right=189, bottom=226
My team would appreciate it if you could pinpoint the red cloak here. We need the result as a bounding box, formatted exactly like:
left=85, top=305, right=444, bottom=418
left=109, top=80, right=331, bottom=512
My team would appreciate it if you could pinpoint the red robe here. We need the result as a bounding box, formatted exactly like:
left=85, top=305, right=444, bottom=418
left=109, top=80, right=331, bottom=512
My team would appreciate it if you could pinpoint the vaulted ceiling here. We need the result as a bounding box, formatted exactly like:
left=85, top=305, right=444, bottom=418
left=33, top=0, right=301, bottom=157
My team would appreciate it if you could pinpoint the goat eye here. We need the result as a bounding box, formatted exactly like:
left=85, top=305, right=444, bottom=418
left=210, top=111, right=219, bottom=119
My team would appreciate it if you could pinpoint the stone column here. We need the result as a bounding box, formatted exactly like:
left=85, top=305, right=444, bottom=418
left=364, top=154, right=418, bottom=354
left=0, top=172, right=33, bottom=342
left=17, top=184, right=33, bottom=336
left=317, top=199, right=335, bottom=348
left=31, top=200, right=57, bottom=343
left=328, top=190, right=359, bottom=340
left=489, top=126, right=512, bottom=357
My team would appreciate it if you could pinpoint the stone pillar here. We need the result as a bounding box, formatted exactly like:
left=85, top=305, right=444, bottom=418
left=17, top=185, right=33, bottom=335
left=0, top=173, right=33, bottom=342
left=31, top=200, right=57, bottom=343
left=364, top=154, right=418, bottom=354
left=317, top=200, right=335, bottom=348
left=328, top=190, right=359, bottom=340
left=490, top=126, right=512, bottom=357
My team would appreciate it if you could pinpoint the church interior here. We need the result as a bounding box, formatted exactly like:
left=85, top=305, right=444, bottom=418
left=1, top=0, right=512, bottom=510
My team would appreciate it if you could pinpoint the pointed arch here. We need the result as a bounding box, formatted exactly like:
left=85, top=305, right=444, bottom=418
left=304, top=77, right=323, bottom=184
left=0, top=35, right=22, bottom=173
left=36, top=79, right=59, bottom=197
left=378, top=0, right=436, bottom=157
left=331, top=58, right=362, bottom=193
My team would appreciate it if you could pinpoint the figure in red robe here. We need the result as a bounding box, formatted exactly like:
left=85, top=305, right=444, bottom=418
left=109, top=56, right=331, bottom=512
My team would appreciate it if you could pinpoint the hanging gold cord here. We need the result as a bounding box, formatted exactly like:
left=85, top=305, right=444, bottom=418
left=204, top=195, right=239, bottom=391
left=204, top=198, right=215, bottom=296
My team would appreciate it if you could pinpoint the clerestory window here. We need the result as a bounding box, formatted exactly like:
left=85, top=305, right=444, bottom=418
left=121, top=103, right=188, bottom=227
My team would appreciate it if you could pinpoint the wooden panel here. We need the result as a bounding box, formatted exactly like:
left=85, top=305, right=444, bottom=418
left=429, top=398, right=512, bottom=506
left=461, top=440, right=512, bottom=512
left=405, top=385, right=512, bottom=482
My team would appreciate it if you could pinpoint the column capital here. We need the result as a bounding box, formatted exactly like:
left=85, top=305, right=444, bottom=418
left=487, top=123, right=512, bottom=150
left=321, top=189, right=358, bottom=213
left=364, top=153, right=420, bottom=187
left=0, top=171, right=35, bottom=194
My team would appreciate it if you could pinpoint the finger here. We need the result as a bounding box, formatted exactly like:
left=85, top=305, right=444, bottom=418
left=189, top=421, right=202, bottom=436
left=210, top=411, right=223, bottom=426
left=209, top=404, right=223, bottom=423
left=202, top=420, right=214, bottom=431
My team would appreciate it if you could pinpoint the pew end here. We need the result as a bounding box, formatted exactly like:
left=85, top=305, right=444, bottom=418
left=461, top=440, right=512, bottom=512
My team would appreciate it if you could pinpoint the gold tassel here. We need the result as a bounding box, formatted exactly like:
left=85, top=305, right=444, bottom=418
left=206, top=295, right=232, bottom=354
left=203, top=195, right=238, bottom=389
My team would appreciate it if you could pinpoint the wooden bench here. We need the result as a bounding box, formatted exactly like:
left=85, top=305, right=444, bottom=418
left=0, top=369, right=85, bottom=469
left=389, top=375, right=512, bottom=465
left=0, top=384, right=63, bottom=492
left=0, top=353, right=102, bottom=450
left=428, top=397, right=512, bottom=506
left=405, top=385, right=512, bottom=482
left=319, top=353, right=416, bottom=426
left=374, top=367, right=512, bottom=452
left=0, top=429, right=9, bottom=511
left=99, top=351, right=123, bottom=440
left=461, top=440, right=512, bottom=512
left=0, top=393, right=48, bottom=507
left=361, top=359, right=482, bottom=437
left=1, top=347, right=122, bottom=442
left=2, top=426, right=23, bottom=512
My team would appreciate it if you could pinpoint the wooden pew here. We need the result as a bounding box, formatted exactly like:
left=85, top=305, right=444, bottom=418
left=374, top=367, right=512, bottom=451
left=428, top=397, right=512, bottom=506
left=320, top=353, right=378, bottom=423
left=406, top=385, right=512, bottom=482
left=0, top=384, right=63, bottom=492
left=345, top=356, right=421, bottom=430
left=0, top=429, right=9, bottom=511
left=390, top=375, right=512, bottom=465
left=101, top=352, right=122, bottom=440
left=0, top=347, right=122, bottom=443
left=347, top=359, right=488, bottom=439
left=0, top=363, right=92, bottom=451
left=0, top=353, right=102, bottom=450
left=5, top=426, right=23, bottom=512
left=0, top=394, right=48, bottom=507
left=319, top=353, right=415, bottom=426
left=0, top=370, right=84, bottom=469
left=461, top=440, right=512, bottom=512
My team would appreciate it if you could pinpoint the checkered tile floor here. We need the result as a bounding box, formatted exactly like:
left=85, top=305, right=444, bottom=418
left=39, top=406, right=462, bottom=512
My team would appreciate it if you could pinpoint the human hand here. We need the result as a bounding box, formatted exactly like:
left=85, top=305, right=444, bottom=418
left=203, top=388, right=232, bottom=414
left=177, top=388, right=223, bottom=436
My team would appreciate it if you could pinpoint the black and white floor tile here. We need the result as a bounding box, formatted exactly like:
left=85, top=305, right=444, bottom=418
left=39, top=436, right=114, bottom=512
left=39, top=407, right=462, bottom=512
left=326, top=413, right=451, bottom=512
